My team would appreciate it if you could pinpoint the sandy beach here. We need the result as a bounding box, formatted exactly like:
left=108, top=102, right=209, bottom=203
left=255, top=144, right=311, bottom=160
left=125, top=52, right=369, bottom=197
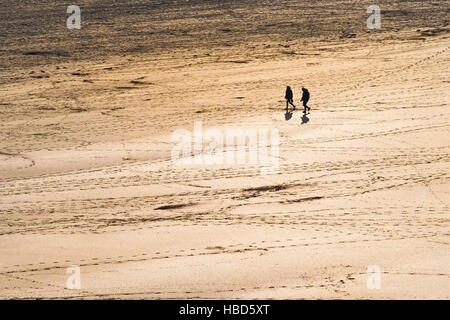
left=0, top=0, right=449, bottom=299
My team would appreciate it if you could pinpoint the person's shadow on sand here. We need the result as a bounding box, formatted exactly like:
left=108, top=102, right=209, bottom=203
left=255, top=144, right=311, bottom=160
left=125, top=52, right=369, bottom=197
left=285, top=110, right=293, bottom=121
left=301, top=114, right=309, bottom=124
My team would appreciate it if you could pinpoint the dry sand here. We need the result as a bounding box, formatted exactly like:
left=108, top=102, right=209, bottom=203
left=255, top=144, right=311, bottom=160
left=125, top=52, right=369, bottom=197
left=0, top=1, right=449, bottom=299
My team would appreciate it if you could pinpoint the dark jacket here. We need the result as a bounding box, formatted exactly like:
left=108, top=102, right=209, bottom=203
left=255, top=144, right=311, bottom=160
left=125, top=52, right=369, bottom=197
left=301, top=89, right=310, bottom=102
left=285, top=87, right=293, bottom=100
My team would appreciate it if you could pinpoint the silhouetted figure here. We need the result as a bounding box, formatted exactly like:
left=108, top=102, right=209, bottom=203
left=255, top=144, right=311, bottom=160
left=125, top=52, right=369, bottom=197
left=300, top=87, right=310, bottom=114
left=285, top=86, right=296, bottom=111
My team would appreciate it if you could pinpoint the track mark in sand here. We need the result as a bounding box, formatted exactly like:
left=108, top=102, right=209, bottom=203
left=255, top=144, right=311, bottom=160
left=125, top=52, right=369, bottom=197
left=1, top=143, right=446, bottom=195
left=205, top=246, right=226, bottom=250
left=129, top=80, right=154, bottom=86
left=243, top=184, right=289, bottom=193
left=1, top=167, right=447, bottom=236
left=348, top=270, right=450, bottom=278
left=0, top=150, right=35, bottom=168
left=23, top=51, right=70, bottom=57
left=287, top=196, right=324, bottom=203
left=290, top=123, right=450, bottom=146
left=321, top=44, right=450, bottom=102
left=239, top=182, right=318, bottom=198
left=154, top=203, right=197, bottom=210
left=0, top=271, right=96, bottom=299
left=1, top=233, right=439, bottom=276
left=18, top=279, right=346, bottom=299
left=178, top=183, right=211, bottom=189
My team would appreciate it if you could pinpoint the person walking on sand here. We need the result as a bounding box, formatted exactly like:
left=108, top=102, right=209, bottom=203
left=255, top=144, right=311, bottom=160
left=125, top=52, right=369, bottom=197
left=285, top=86, right=296, bottom=111
left=300, top=87, right=311, bottom=114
